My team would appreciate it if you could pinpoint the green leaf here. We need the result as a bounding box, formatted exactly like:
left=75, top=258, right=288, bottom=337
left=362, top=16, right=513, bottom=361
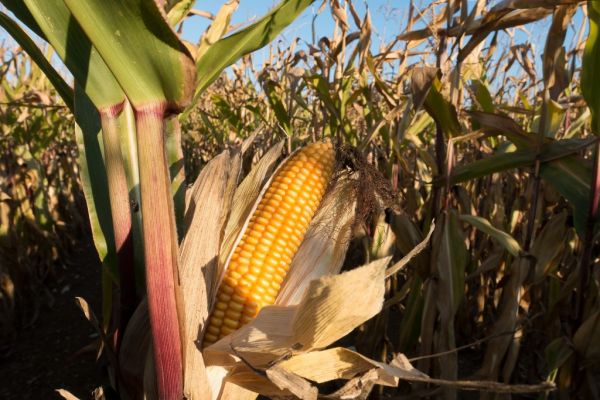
left=193, top=0, right=314, bottom=98
left=165, top=116, right=187, bottom=239
left=470, top=79, right=495, bottom=113
left=5, top=0, right=126, bottom=109
left=433, top=211, right=467, bottom=317
left=166, top=0, right=195, bottom=26
left=582, top=0, right=600, bottom=135
left=459, top=214, right=522, bottom=257
left=423, top=77, right=462, bottom=137
left=468, top=111, right=599, bottom=235
left=0, top=0, right=45, bottom=39
left=430, top=210, right=467, bottom=386
left=264, top=81, right=292, bottom=136
left=0, top=11, right=74, bottom=110
left=450, top=137, right=596, bottom=185
left=545, top=337, right=573, bottom=382
left=74, top=85, right=118, bottom=282
left=63, top=0, right=195, bottom=109
left=545, top=99, right=566, bottom=138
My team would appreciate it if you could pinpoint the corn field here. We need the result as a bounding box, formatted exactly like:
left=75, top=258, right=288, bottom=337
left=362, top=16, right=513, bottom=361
left=1, top=1, right=600, bottom=399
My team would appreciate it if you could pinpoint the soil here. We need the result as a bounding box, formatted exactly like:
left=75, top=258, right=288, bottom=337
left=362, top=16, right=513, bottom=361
left=0, top=241, right=104, bottom=400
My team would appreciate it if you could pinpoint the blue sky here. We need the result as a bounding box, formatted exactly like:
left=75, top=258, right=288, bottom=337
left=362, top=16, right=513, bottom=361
left=176, top=0, right=585, bottom=76
left=0, top=1, right=589, bottom=86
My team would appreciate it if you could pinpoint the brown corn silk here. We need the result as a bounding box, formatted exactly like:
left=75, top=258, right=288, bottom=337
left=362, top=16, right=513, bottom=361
left=204, top=141, right=335, bottom=345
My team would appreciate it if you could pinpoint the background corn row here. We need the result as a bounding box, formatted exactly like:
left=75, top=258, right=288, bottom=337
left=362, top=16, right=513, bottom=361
left=0, top=47, right=85, bottom=342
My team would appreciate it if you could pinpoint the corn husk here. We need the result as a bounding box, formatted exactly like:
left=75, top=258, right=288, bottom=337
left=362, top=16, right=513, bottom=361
left=277, top=174, right=357, bottom=305
left=203, top=257, right=391, bottom=396
left=202, top=215, right=443, bottom=399
left=179, top=149, right=242, bottom=399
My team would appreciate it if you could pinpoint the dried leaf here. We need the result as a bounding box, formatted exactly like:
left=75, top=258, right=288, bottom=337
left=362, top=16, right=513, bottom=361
left=204, top=257, right=391, bottom=368
left=56, top=389, right=80, bottom=400
left=386, top=220, right=435, bottom=278
left=265, top=365, right=318, bottom=400
left=277, top=176, right=357, bottom=305
left=410, top=66, right=439, bottom=111
left=197, top=0, right=240, bottom=59
left=573, top=311, right=600, bottom=361
left=179, top=149, right=241, bottom=399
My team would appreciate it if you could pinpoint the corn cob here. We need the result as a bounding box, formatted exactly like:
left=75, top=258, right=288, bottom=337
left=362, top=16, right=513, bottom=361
left=204, top=141, right=335, bottom=345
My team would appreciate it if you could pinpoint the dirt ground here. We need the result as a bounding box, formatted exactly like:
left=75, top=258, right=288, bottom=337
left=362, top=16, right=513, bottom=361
left=0, top=241, right=104, bottom=400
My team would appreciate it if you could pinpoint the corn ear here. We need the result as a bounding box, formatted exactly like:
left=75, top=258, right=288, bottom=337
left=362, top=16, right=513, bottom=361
left=204, top=141, right=335, bottom=345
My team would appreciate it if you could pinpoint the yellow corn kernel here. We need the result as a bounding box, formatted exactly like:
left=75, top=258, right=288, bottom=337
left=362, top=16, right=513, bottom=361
left=203, top=141, right=335, bottom=346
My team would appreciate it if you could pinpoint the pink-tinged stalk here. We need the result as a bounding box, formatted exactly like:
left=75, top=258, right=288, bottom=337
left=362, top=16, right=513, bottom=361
left=99, top=103, right=136, bottom=340
left=135, top=104, right=183, bottom=400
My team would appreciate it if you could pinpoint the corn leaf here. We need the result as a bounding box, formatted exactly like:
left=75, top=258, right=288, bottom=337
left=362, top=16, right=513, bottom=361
left=582, top=0, right=600, bottom=134
left=73, top=85, right=117, bottom=282
left=459, top=214, right=522, bottom=257
left=193, top=0, right=315, bottom=98
left=166, top=0, right=195, bottom=26
left=4, top=0, right=125, bottom=108
left=424, top=78, right=462, bottom=138
left=450, top=137, right=595, bottom=185
left=469, top=111, right=599, bottom=235
left=196, top=0, right=240, bottom=58
left=63, top=0, right=195, bottom=109
left=0, top=11, right=73, bottom=110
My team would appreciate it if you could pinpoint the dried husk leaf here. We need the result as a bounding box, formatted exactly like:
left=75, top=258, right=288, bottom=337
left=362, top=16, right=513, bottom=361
left=278, top=348, right=429, bottom=386
left=56, top=389, right=80, bottom=400
left=217, top=380, right=258, bottom=400
left=265, top=365, right=318, bottom=400
left=179, top=149, right=242, bottom=399
left=276, top=174, right=357, bottom=305
left=204, top=257, right=390, bottom=370
left=220, top=364, right=291, bottom=397
left=216, top=349, right=429, bottom=399
left=321, top=370, right=379, bottom=400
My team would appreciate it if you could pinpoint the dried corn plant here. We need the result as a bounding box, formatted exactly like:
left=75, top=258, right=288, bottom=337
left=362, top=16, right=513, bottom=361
left=0, top=46, right=84, bottom=343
